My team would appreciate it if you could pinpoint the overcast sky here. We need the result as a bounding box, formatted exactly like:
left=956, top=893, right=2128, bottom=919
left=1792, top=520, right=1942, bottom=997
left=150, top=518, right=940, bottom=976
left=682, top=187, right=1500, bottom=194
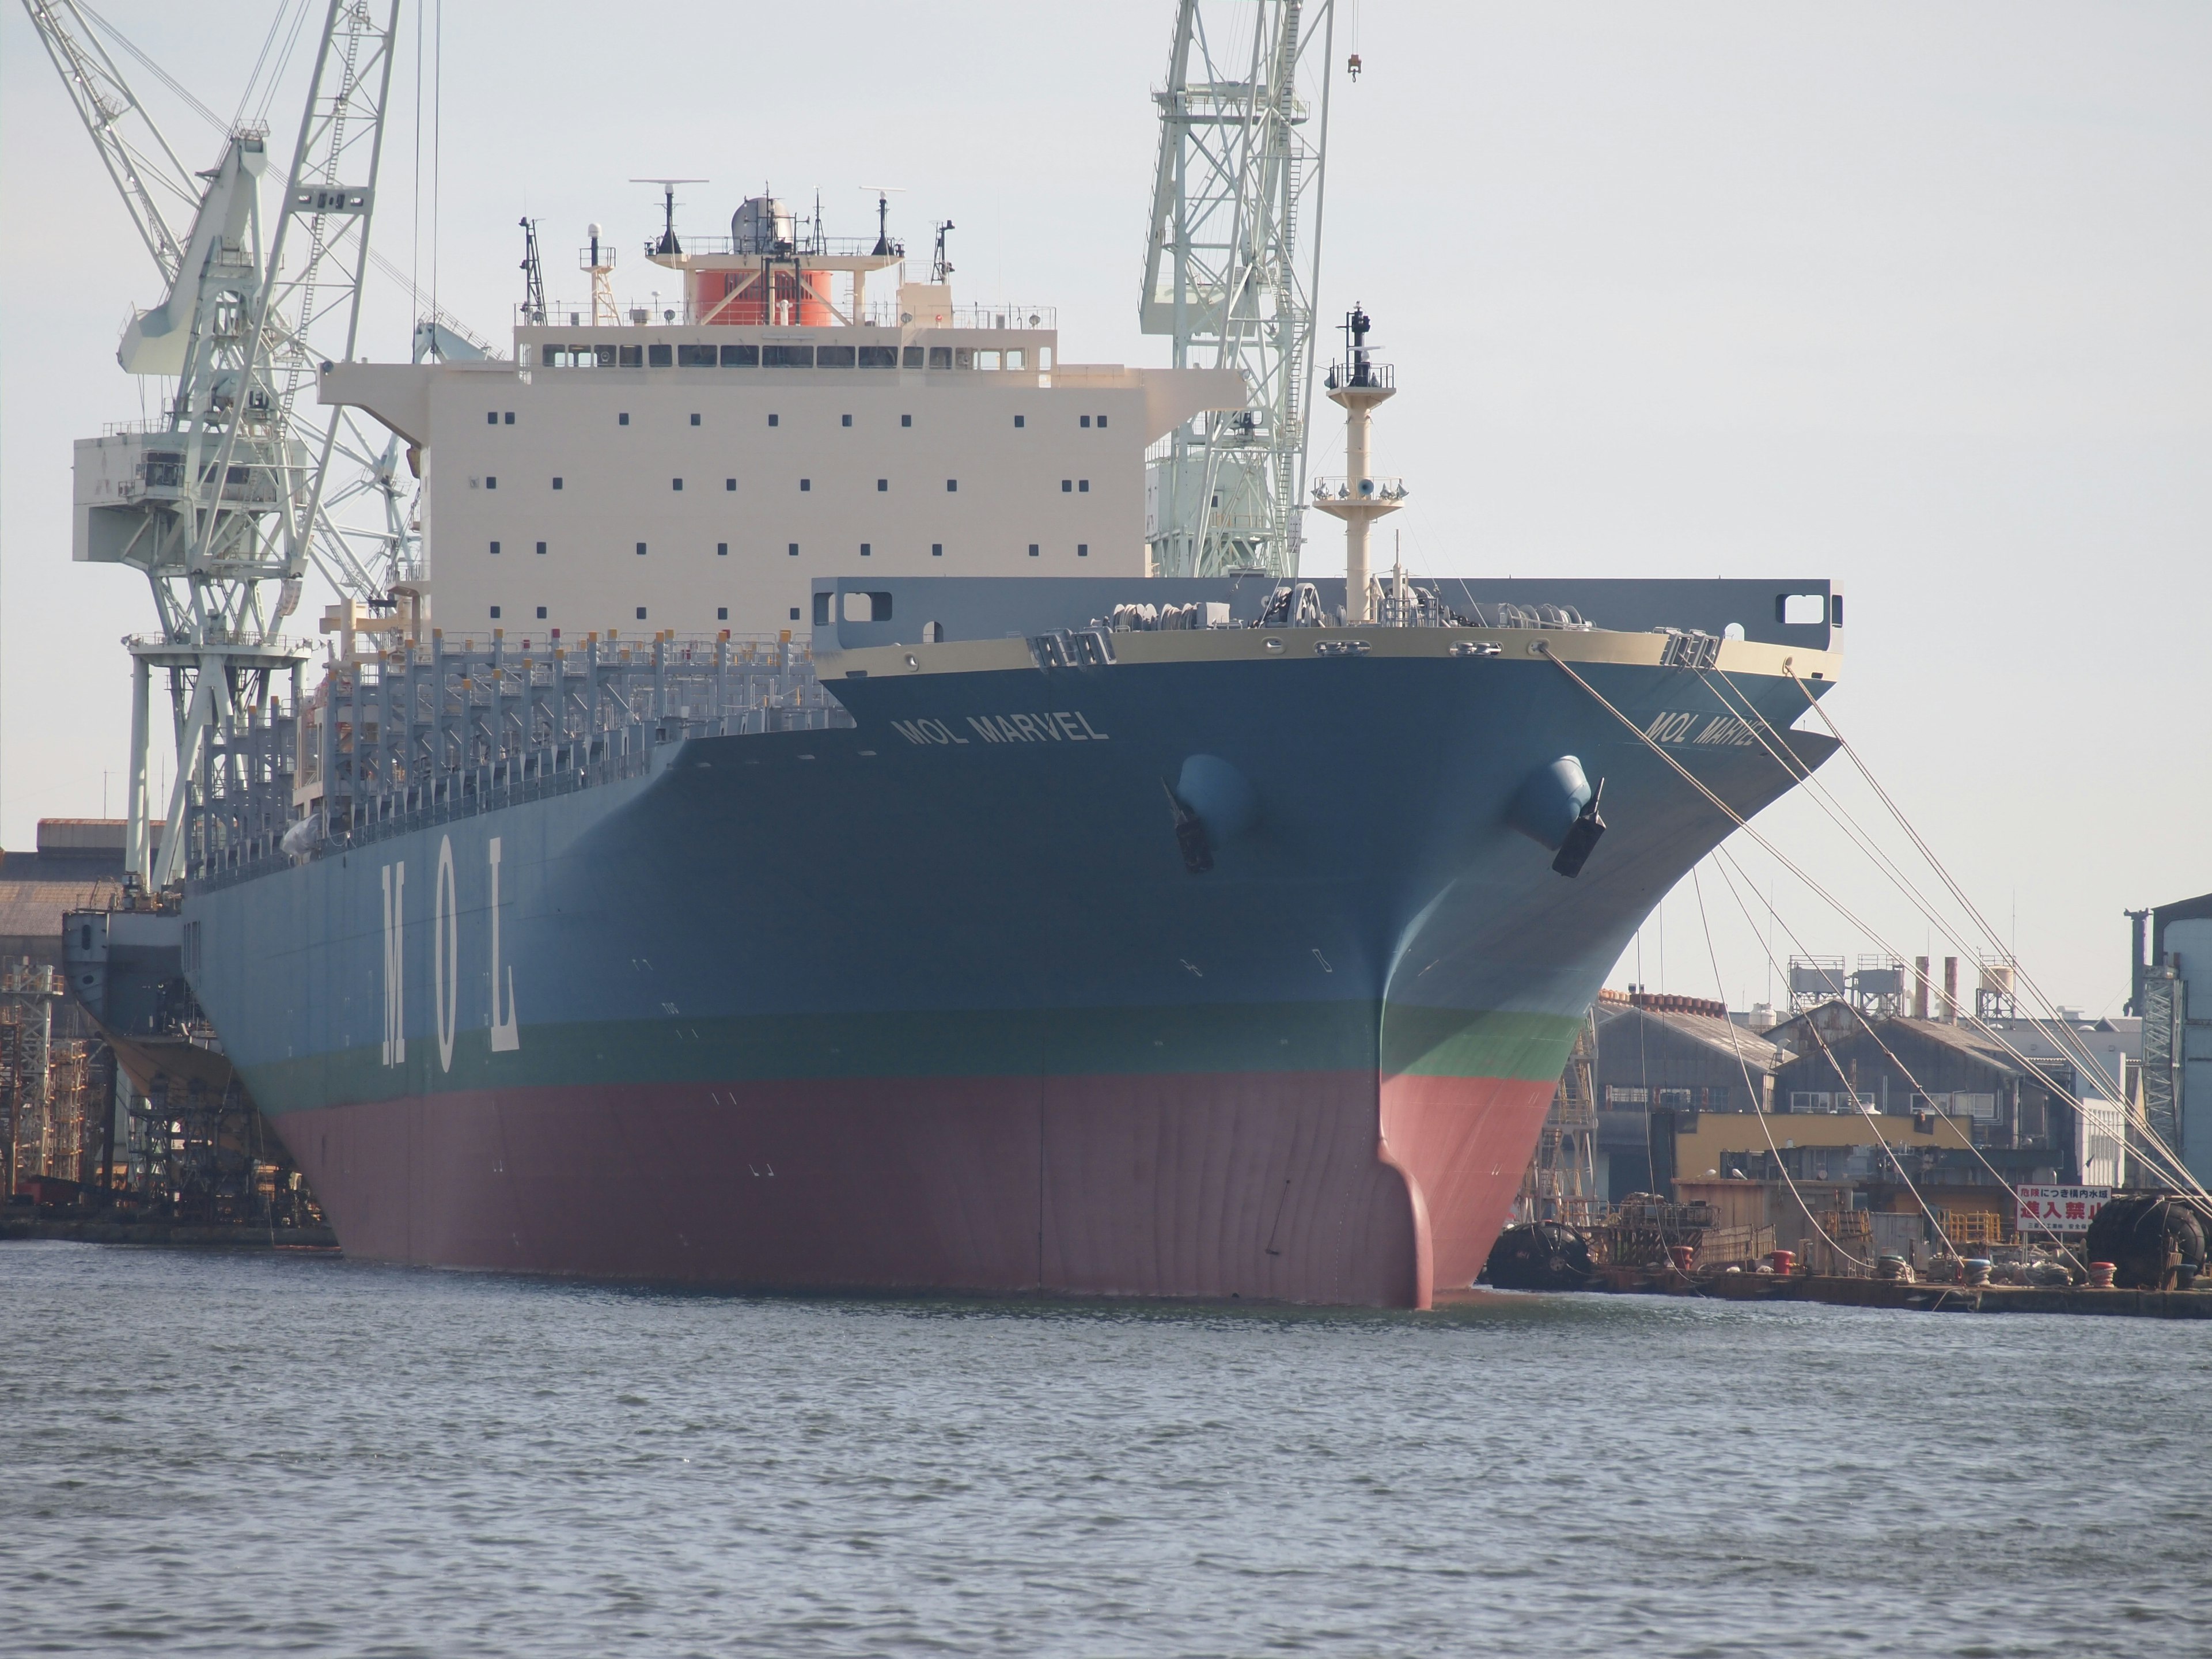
left=3, top=1, right=2205, bottom=1015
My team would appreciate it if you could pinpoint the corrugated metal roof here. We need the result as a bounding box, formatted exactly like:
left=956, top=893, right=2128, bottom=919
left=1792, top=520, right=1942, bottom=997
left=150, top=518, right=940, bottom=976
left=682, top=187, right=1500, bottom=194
left=1594, top=1000, right=1787, bottom=1071
left=0, top=869, right=125, bottom=946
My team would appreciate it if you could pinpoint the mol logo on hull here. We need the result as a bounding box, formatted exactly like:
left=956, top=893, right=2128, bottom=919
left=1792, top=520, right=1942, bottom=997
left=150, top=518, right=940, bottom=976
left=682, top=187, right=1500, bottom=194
left=380, top=834, right=522, bottom=1072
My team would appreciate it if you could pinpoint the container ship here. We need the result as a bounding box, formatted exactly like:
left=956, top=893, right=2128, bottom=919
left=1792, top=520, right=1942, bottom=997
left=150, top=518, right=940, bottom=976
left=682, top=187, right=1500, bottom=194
left=172, top=187, right=1843, bottom=1308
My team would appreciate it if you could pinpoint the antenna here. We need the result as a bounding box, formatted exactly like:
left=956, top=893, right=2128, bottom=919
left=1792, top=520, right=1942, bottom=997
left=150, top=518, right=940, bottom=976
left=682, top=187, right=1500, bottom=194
left=518, top=217, right=546, bottom=325
left=859, top=185, right=905, bottom=256
left=931, top=219, right=955, bottom=284
left=630, top=177, right=706, bottom=256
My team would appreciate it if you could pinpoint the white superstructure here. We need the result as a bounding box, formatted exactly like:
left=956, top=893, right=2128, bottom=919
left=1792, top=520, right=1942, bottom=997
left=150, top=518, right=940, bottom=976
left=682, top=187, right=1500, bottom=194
left=323, top=192, right=1243, bottom=643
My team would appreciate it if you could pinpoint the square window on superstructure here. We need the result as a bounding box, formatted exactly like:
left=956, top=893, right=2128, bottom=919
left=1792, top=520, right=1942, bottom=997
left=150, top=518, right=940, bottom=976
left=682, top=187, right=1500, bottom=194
left=768, top=413, right=779, bottom=427
left=1014, top=415, right=1025, bottom=429
left=764, top=345, right=813, bottom=368
left=490, top=605, right=502, bottom=619
left=901, top=413, right=912, bottom=427
left=619, top=412, right=630, bottom=425
left=1061, top=479, right=1071, bottom=493
left=787, top=607, right=799, bottom=620
left=789, top=543, right=799, bottom=557
left=902, top=346, right=924, bottom=368
left=1028, top=544, right=1039, bottom=558
left=1080, top=415, right=1090, bottom=427
left=535, top=541, right=546, bottom=555
left=928, top=347, right=952, bottom=370
left=841, top=413, right=853, bottom=427
left=486, top=476, right=498, bottom=490
left=597, top=344, right=617, bottom=368
left=861, top=543, right=871, bottom=557
left=1078, top=544, right=1088, bottom=558
left=817, top=346, right=857, bottom=369
left=637, top=542, right=648, bottom=556
left=725, top=478, right=736, bottom=491
left=618, top=346, right=642, bottom=368
left=800, top=479, right=810, bottom=492
left=1097, top=415, right=1108, bottom=428
left=858, top=346, right=897, bottom=368
left=637, top=607, right=647, bottom=620
left=490, top=540, right=501, bottom=555
left=673, top=478, right=684, bottom=491
left=504, top=411, right=515, bottom=425
left=931, top=543, right=942, bottom=557
left=721, top=343, right=757, bottom=366
left=649, top=344, right=673, bottom=367
left=677, top=344, right=714, bottom=368
left=946, top=479, right=957, bottom=492
left=536, top=606, right=547, bottom=619
left=553, top=476, right=563, bottom=490
left=486, top=411, right=498, bottom=425
left=1079, top=480, right=1089, bottom=493
left=717, top=543, right=728, bottom=556
left=690, top=412, right=701, bottom=426
left=877, top=479, right=887, bottom=491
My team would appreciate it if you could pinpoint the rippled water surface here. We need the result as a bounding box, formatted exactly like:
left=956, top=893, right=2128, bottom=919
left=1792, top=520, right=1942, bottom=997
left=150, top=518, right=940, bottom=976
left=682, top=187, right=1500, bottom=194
left=3, top=1241, right=2207, bottom=1657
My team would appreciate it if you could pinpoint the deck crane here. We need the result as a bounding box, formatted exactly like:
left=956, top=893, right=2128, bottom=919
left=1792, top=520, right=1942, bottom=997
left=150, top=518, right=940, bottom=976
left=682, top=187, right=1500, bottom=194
left=1141, top=0, right=1336, bottom=578
left=24, top=0, right=405, bottom=887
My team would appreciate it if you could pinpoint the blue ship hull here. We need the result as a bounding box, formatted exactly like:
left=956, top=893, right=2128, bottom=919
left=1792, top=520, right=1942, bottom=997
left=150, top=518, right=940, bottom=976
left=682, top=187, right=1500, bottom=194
left=183, top=582, right=1838, bottom=1305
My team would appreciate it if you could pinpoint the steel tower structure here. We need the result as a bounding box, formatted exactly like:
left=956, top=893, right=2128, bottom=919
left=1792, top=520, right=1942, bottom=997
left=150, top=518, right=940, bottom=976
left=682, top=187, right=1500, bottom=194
left=1141, top=0, right=1335, bottom=578
left=26, top=1, right=403, bottom=886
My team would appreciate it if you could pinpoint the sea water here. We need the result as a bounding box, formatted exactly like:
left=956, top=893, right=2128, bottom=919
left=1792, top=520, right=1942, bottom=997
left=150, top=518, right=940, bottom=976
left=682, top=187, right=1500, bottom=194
left=3, top=1240, right=2206, bottom=1656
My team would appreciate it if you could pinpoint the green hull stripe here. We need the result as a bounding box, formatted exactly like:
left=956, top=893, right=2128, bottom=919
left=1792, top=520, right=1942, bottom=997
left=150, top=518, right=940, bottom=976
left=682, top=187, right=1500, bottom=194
left=240, top=1001, right=1586, bottom=1113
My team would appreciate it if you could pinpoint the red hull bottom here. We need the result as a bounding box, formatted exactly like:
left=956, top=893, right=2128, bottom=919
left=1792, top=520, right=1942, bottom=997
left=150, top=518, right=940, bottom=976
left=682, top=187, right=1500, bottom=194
left=272, top=1071, right=1555, bottom=1308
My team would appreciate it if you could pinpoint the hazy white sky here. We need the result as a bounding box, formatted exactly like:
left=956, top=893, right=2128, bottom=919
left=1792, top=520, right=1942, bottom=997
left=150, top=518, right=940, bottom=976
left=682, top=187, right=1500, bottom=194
left=2, top=2, right=2206, bottom=1013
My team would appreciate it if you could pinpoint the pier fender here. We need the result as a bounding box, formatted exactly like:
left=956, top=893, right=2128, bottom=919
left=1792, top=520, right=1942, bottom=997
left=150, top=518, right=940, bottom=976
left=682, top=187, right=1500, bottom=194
left=1507, top=756, right=1607, bottom=877
left=1174, top=754, right=1258, bottom=843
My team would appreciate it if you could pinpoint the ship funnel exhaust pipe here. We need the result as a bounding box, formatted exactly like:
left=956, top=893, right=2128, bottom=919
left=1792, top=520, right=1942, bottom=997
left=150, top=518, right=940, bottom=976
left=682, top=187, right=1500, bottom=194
left=1508, top=756, right=1607, bottom=878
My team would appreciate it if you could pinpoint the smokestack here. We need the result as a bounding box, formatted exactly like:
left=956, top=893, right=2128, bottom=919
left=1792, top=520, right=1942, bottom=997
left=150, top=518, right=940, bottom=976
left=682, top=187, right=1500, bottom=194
left=1913, top=956, right=1930, bottom=1021
left=1942, top=956, right=1959, bottom=1024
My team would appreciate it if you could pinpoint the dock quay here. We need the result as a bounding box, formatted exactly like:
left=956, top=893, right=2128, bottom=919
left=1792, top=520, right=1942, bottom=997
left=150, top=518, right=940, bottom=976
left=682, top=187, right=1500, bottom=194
left=1578, top=1268, right=2212, bottom=1319
left=2, top=1214, right=337, bottom=1251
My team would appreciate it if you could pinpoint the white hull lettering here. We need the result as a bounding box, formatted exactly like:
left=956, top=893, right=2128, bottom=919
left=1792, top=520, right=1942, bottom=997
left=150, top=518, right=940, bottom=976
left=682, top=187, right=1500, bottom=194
left=488, top=836, right=521, bottom=1053
left=433, top=835, right=459, bottom=1073
left=380, top=862, right=405, bottom=1066
left=894, top=711, right=1113, bottom=747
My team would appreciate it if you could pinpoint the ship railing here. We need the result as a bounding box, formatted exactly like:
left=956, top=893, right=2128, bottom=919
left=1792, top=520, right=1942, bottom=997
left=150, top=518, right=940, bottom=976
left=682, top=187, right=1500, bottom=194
left=184, top=700, right=855, bottom=891
left=1309, top=475, right=1408, bottom=503
left=1321, top=359, right=1394, bottom=393
left=654, top=234, right=893, bottom=260
left=522, top=302, right=1057, bottom=334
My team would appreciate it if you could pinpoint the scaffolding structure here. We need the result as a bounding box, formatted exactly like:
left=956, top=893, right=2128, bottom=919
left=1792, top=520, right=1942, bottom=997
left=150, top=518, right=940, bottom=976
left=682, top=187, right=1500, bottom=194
left=1, top=961, right=104, bottom=1196
left=1517, top=1012, right=1603, bottom=1227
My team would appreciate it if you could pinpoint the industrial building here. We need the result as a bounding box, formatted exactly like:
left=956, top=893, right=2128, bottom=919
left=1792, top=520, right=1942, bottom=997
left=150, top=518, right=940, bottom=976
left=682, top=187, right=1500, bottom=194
left=1588, top=989, right=1787, bottom=1200
left=1, top=820, right=315, bottom=1228
left=2131, top=892, right=2212, bottom=1190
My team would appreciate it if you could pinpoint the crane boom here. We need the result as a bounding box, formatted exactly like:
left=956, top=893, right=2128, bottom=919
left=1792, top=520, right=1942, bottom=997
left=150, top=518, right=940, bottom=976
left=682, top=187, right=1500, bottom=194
left=20, top=0, right=197, bottom=282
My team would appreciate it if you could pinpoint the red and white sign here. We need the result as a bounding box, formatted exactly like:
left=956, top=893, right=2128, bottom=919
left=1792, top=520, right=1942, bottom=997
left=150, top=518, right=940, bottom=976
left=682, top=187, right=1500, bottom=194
left=2014, top=1185, right=2111, bottom=1235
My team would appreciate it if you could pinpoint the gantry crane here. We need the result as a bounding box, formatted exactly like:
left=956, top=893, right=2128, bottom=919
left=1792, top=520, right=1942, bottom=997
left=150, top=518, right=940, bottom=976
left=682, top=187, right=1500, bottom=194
left=1141, top=0, right=1336, bottom=578
left=24, top=0, right=404, bottom=886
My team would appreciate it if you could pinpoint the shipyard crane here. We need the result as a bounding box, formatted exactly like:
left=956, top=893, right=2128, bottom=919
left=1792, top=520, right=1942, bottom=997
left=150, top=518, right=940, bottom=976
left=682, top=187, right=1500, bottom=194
left=24, top=0, right=404, bottom=887
left=1141, top=0, right=1336, bottom=578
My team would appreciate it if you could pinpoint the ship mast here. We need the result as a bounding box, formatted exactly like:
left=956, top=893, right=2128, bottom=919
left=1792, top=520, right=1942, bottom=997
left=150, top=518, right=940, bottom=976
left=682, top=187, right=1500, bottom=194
left=1141, top=0, right=1336, bottom=578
